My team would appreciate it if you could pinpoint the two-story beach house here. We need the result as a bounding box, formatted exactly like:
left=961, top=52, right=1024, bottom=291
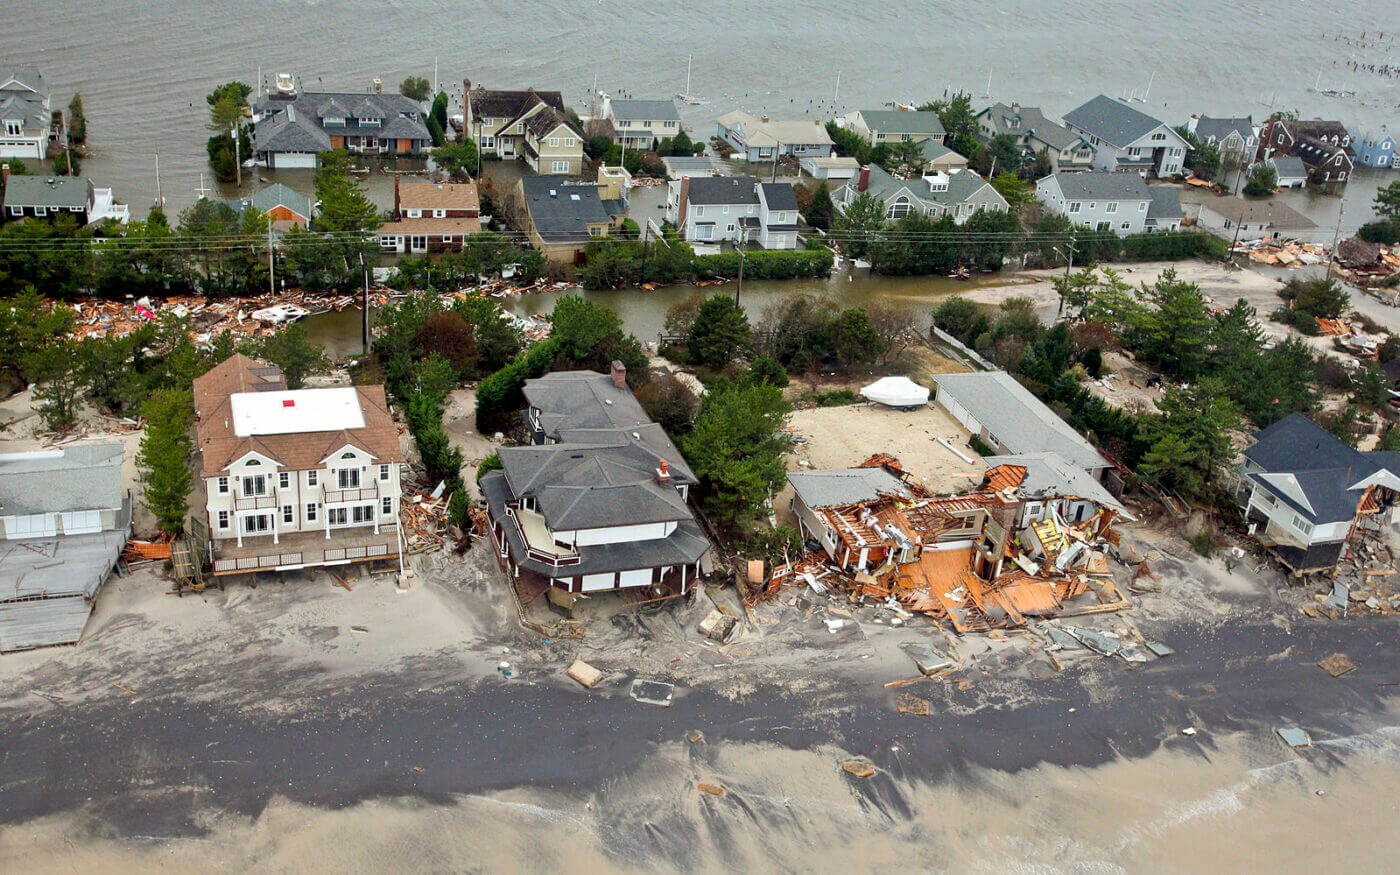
left=465, top=83, right=584, bottom=174
left=604, top=97, right=682, bottom=149
left=516, top=172, right=626, bottom=262
left=1356, top=130, right=1396, bottom=169
left=378, top=177, right=481, bottom=253
left=0, top=65, right=51, bottom=160
left=1256, top=116, right=1355, bottom=187
left=251, top=83, right=430, bottom=168
left=194, top=355, right=406, bottom=577
left=1036, top=171, right=1182, bottom=235
left=976, top=103, right=1095, bottom=172
left=480, top=364, right=710, bottom=599
left=841, top=109, right=946, bottom=145
left=1062, top=95, right=1189, bottom=177
left=715, top=111, right=832, bottom=163
left=2, top=172, right=129, bottom=225
left=666, top=175, right=800, bottom=249
left=832, top=165, right=1010, bottom=225
left=1186, top=115, right=1257, bottom=166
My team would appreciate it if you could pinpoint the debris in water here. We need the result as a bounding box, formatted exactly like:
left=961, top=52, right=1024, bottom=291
left=841, top=761, right=876, bottom=778
left=1317, top=653, right=1357, bottom=677
left=630, top=678, right=675, bottom=707
left=1277, top=727, right=1312, bottom=748
left=566, top=659, right=604, bottom=688
left=697, top=782, right=725, bottom=796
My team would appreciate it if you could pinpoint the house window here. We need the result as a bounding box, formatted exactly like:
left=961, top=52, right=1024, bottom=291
left=433, top=209, right=446, bottom=218
left=328, top=507, right=347, bottom=526
left=379, top=464, right=390, bottom=481
left=380, top=236, right=395, bottom=248
left=278, top=472, right=290, bottom=489
left=696, top=224, right=714, bottom=240
left=241, top=514, right=271, bottom=535
left=564, top=138, right=575, bottom=147
left=1151, top=132, right=1165, bottom=141
left=283, top=505, right=294, bottom=524
left=7, top=206, right=19, bottom=216
left=888, top=196, right=912, bottom=219
left=217, top=477, right=229, bottom=494
left=218, top=510, right=229, bottom=529
left=382, top=496, right=393, bottom=516
left=1068, top=202, right=1081, bottom=214
left=1291, top=514, right=1314, bottom=537
left=307, top=470, right=318, bottom=487
left=1139, top=202, right=1147, bottom=211
left=34, top=206, right=46, bottom=216
left=1096, top=221, right=1111, bottom=231
left=242, top=475, right=267, bottom=496
left=727, top=223, right=735, bottom=232
left=407, top=209, right=422, bottom=218
left=338, top=467, right=360, bottom=489
left=1120, top=222, right=1131, bottom=230
left=551, top=160, right=570, bottom=173
left=1335, top=155, right=1344, bottom=166
left=548, top=137, right=559, bottom=148
left=481, top=135, right=495, bottom=148
left=1106, top=202, right=1118, bottom=214
left=3, top=121, right=19, bottom=136
left=694, top=206, right=704, bottom=217
left=306, top=503, right=318, bottom=522
left=1339, top=171, right=1347, bottom=181
left=351, top=504, right=373, bottom=524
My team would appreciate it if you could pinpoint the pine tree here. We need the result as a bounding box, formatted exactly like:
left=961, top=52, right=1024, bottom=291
left=138, top=389, right=195, bottom=535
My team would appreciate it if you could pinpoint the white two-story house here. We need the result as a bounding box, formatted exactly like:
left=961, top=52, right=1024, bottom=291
left=194, top=354, right=406, bottom=576
left=604, top=97, right=682, bottom=149
left=1063, top=94, right=1189, bottom=177
left=0, top=66, right=51, bottom=160
left=1037, top=171, right=1161, bottom=236
left=667, top=175, right=800, bottom=249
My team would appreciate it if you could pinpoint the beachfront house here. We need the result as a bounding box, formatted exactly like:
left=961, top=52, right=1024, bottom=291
left=1062, top=95, right=1189, bottom=177
left=194, top=354, right=406, bottom=577
left=604, top=97, right=682, bottom=150
left=378, top=178, right=481, bottom=254
left=0, top=444, right=131, bottom=652
left=715, top=111, right=832, bottom=163
left=919, top=140, right=969, bottom=174
left=1232, top=413, right=1400, bottom=575
left=1186, top=116, right=1257, bottom=166
left=0, top=65, right=52, bottom=160
left=1256, top=116, right=1354, bottom=188
left=2, top=172, right=129, bottom=225
left=667, top=175, right=800, bottom=249
left=480, top=365, right=711, bottom=599
left=465, top=83, right=584, bottom=175
left=228, top=182, right=314, bottom=229
left=1035, top=171, right=1157, bottom=236
left=976, top=103, right=1095, bottom=173
left=841, top=109, right=946, bottom=145
left=516, top=173, right=625, bottom=262
left=832, top=164, right=1009, bottom=226
left=251, top=83, right=430, bottom=168
left=1181, top=190, right=1317, bottom=241
left=1356, top=130, right=1396, bottom=169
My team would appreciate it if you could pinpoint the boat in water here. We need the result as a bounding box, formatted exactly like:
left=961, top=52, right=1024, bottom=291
left=860, top=376, right=930, bottom=409
left=676, top=55, right=709, bottom=106
left=250, top=303, right=311, bottom=324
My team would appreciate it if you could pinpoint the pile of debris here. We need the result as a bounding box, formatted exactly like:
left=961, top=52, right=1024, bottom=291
left=750, top=457, right=1131, bottom=635
left=1234, top=239, right=1328, bottom=268
left=1334, top=237, right=1400, bottom=286
left=402, top=491, right=448, bottom=552
left=1302, top=521, right=1400, bottom=618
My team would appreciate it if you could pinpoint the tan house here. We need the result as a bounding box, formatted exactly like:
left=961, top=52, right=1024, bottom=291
left=516, top=171, right=626, bottom=262
left=465, top=82, right=584, bottom=174
left=379, top=178, right=481, bottom=254
left=194, top=354, right=406, bottom=576
left=603, top=97, right=682, bottom=149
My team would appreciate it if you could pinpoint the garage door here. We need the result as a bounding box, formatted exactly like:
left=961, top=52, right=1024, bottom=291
left=5, top=514, right=56, bottom=539
left=618, top=568, right=652, bottom=589
left=276, top=152, right=318, bottom=169
left=61, top=510, right=102, bottom=534
left=580, top=572, right=615, bottom=592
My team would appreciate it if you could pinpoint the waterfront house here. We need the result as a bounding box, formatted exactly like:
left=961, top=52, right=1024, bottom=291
left=2, top=172, right=129, bottom=225
left=919, top=140, right=969, bottom=174
left=465, top=83, right=584, bottom=174
left=228, top=182, right=314, bottom=230
left=0, top=443, right=131, bottom=652
left=378, top=177, right=481, bottom=254
left=1036, top=171, right=1157, bottom=236
left=832, top=165, right=1009, bottom=226
left=251, top=85, right=430, bottom=168
left=481, top=364, right=711, bottom=599
left=604, top=97, right=682, bottom=150
left=1145, top=187, right=1184, bottom=232
left=1232, top=413, right=1400, bottom=575
left=1356, top=130, right=1396, bottom=169
left=1186, top=115, right=1257, bottom=166
left=841, top=109, right=946, bottom=145
left=1256, top=116, right=1354, bottom=187
left=1062, top=95, right=1189, bottom=177
left=666, top=175, right=800, bottom=249
left=194, top=354, right=406, bottom=577
left=976, top=103, right=1094, bottom=173
left=0, top=65, right=51, bottom=160
left=661, top=156, right=722, bottom=179
left=1267, top=155, right=1309, bottom=189
left=715, top=111, right=832, bottom=163
left=1180, top=189, right=1317, bottom=241
left=516, top=174, right=624, bottom=262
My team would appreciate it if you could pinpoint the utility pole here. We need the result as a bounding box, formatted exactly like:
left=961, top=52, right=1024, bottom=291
left=772, top=141, right=780, bottom=184
left=267, top=216, right=275, bottom=296
left=734, top=249, right=746, bottom=307
left=360, top=249, right=370, bottom=355
left=154, top=152, right=163, bottom=211
left=231, top=125, right=241, bottom=188
left=639, top=225, right=650, bottom=285
left=1328, top=201, right=1346, bottom=276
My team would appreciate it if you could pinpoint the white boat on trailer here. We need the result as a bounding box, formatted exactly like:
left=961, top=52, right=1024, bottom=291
left=860, top=376, right=930, bottom=409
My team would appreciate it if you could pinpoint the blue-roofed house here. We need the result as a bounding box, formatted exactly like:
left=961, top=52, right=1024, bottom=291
left=1063, top=94, right=1189, bottom=177
left=1356, top=130, right=1396, bottom=169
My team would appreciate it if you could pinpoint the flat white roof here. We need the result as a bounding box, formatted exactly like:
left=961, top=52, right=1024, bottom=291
left=229, top=387, right=365, bottom=437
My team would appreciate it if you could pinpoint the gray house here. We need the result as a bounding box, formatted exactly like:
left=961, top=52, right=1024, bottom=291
left=0, top=444, right=132, bottom=652
left=0, top=65, right=51, bottom=159
left=666, top=175, right=800, bottom=249
left=1063, top=95, right=1189, bottom=177
left=976, top=103, right=1095, bottom=172
left=715, top=110, right=832, bottom=163
left=833, top=164, right=1009, bottom=225
left=1187, top=115, right=1256, bottom=164
left=604, top=97, right=682, bottom=149
left=842, top=109, right=946, bottom=145
left=2, top=174, right=129, bottom=225
left=1036, top=171, right=1158, bottom=235
left=252, top=88, right=430, bottom=168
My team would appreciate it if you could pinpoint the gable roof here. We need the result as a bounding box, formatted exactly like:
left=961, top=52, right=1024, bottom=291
left=247, top=183, right=313, bottom=219
left=686, top=175, right=761, bottom=206
left=843, top=164, right=1003, bottom=211
left=397, top=181, right=479, bottom=212
left=1268, top=155, right=1308, bottom=179
left=1147, top=186, right=1183, bottom=220
left=253, top=90, right=428, bottom=147
left=1243, top=413, right=1400, bottom=524
left=979, top=103, right=1083, bottom=152
left=524, top=104, right=580, bottom=140
left=1064, top=95, right=1172, bottom=147
left=0, top=66, right=46, bottom=95
left=1193, top=116, right=1253, bottom=144
left=934, top=371, right=1108, bottom=472
left=1, top=175, right=94, bottom=209
left=919, top=139, right=961, bottom=162
left=469, top=88, right=564, bottom=120
left=252, top=105, right=334, bottom=154
left=788, top=467, right=911, bottom=509
left=758, top=182, right=798, bottom=211
left=855, top=109, right=945, bottom=138
left=1048, top=170, right=1151, bottom=200
left=193, top=354, right=286, bottom=418
left=609, top=98, right=680, bottom=122
left=520, top=176, right=613, bottom=242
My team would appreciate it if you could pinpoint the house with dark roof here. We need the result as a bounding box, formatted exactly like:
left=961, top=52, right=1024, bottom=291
left=193, top=354, right=406, bottom=576
left=1179, top=187, right=1317, bottom=240
left=841, top=109, right=946, bottom=145
left=1234, top=412, right=1400, bottom=574
left=464, top=82, right=583, bottom=174
left=1062, top=95, right=1189, bottom=177
left=833, top=164, right=1009, bottom=226
left=1186, top=115, right=1257, bottom=164
left=228, top=182, right=314, bottom=229
left=1266, top=154, right=1309, bottom=189
left=604, top=97, right=681, bottom=149
left=2, top=172, right=129, bottom=225
left=481, top=363, right=710, bottom=597
left=251, top=85, right=430, bottom=168
left=1256, top=116, right=1354, bottom=188
left=1036, top=171, right=1160, bottom=235
left=666, top=175, right=801, bottom=249
left=516, top=173, right=624, bottom=261
left=378, top=177, right=480, bottom=253
left=976, top=103, right=1094, bottom=172
left=0, top=65, right=51, bottom=159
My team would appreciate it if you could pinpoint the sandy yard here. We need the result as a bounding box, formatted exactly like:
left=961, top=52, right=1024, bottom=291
left=441, top=386, right=504, bottom=500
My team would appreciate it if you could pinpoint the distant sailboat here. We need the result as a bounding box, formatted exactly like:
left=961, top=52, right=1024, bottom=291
left=677, top=55, right=709, bottom=106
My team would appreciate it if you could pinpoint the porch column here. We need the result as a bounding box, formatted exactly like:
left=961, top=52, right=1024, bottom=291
left=326, top=505, right=332, bottom=539
left=236, top=516, right=243, bottom=548
left=271, top=510, right=279, bottom=545
left=681, top=562, right=687, bottom=590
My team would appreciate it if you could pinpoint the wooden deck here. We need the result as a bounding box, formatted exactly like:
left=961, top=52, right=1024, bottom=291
left=210, top=525, right=402, bottom=575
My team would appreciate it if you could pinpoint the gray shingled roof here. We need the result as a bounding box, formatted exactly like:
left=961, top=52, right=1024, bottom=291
left=759, top=182, right=798, bottom=211
left=1243, top=413, right=1400, bottom=525
left=919, top=139, right=959, bottom=161
left=1269, top=155, right=1307, bottom=179
left=979, top=103, right=1085, bottom=152
left=499, top=441, right=692, bottom=529
left=241, top=183, right=313, bottom=219
left=610, top=98, right=680, bottom=122
left=468, top=88, right=564, bottom=120
left=1064, top=94, right=1168, bottom=147
left=0, top=65, right=47, bottom=95
left=525, top=370, right=650, bottom=435
left=520, top=177, right=613, bottom=242
left=788, top=467, right=910, bottom=509
left=1147, top=186, right=1183, bottom=220
left=1050, top=171, right=1151, bottom=200
left=1193, top=116, right=1253, bottom=144
left=253, top=105, right=333, bottom=153
left=0, top=443, right=124, bottom=516
left=857, top=109, right=945, bottom=137
left=253, top=90, right=428, bottom=149
left=934, top=371, right=1108, bottom=472
left=685, top=175, right=761, bottom=206
left=1, top=175, right=94, bottom=209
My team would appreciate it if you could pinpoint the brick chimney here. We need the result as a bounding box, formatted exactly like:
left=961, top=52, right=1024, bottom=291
left=677, top=175, right=691, bottom=232
left=393, top=175, right=401, bottom=216
left=610, top=360, right=627, bottom=389
left=1, top=164, right=7, bottom=188
left=858, top=166, right=870, bottom=192
left=656, top=459, right=671, bottom=485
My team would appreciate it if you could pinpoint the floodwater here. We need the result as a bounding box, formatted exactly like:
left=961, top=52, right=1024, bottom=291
left=8, top=0, right=1400, bottom=228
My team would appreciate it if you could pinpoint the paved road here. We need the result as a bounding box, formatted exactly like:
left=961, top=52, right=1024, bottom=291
left=1, top=614, right=1394, bottom=837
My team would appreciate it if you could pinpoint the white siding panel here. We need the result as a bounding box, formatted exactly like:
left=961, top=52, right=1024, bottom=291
left=618, top=568, right=652, bottom=588
left=581, top=572, right=615, bottom=592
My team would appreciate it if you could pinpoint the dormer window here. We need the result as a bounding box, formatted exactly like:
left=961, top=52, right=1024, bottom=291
left=361, top=117, right=380, bottom=127
left=323, top=116, right=345, bottom=126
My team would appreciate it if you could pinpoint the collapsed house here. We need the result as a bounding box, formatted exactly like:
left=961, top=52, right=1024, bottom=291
left=776, top=455, right=1127, bottom=633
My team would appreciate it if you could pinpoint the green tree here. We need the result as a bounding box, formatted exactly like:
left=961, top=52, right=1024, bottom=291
left=254, top=322, right=328, bottom=388
left=1139, top=380, right=1241, bottom=495
left=679, top=380, right=792, bottom=532
left=426, top=115, right=445, bottom=148
left=27, top=340, right=87, bottom=432
left=918, top=93, right=976, bottom=138
left=1374, top=180, right=1400, bottom=223
left=67, top=93, right=87, bottom=144
left=832, top=190, right=887, bottom=258
left=51, top=149, right=78, bottom=176
left=889, top=139, right=927, bottom=175
left=1243, top=163, right=1277, bottom=197
left=747, top=353, right=789, bottom=387
left=931, top=296, right=983, bottom=342
left=634, top=374, right=699, bottom=435
left=431, top=91, right=449, bottom=132
left=1287, top=277, right=1349, bottom=320
left=431, top=140, right=478, bottom=178
left=830, top=307, right=881, bottom=368
left=686, top=294, right=752, bottom=370
left=137, top=389, right=195, bottom=535
left=805, top=180, right=834, bottom=230
left=991, top=172, right=1036, bottom=208
left=0, top=287, right=74, bottom=383
left=314, top=150, right=380, bottom=234
left=1137, top=270, right=1213, bottom=378
left=550, top=294, right=649, bottom=378
left=987, top=133, right=1022, bottom=174
left=400, top=76, right=432, bottom=102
